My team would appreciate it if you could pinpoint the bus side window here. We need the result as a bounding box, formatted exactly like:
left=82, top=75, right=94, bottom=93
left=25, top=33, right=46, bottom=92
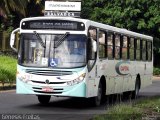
left=122, top=36, right=128, bottom=60
left=129, top=38, right=134, bottom=61
left=142, top=40, right=147, bottom=61
left=99, top=30, right=106, bottom=58
left=88, top=27, right=97, bottom=59
left=89, top=28, right=97, bottom=41
left=107, top=32, right=114, bottom=59
left=87, top=27, right=97, bottom=71
left=147, top=41, right=152, bottom=61
left=115, top=34, right=121, bottom=60
left=136, top=39, right=141, bottom=61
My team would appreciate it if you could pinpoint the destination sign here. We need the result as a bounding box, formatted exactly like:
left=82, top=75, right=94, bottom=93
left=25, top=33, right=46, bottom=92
left=21, top=20, right=85, bottom=31
left=45, top=1, right=81, bottom=11
left=44, top=11, right=80, bottom=17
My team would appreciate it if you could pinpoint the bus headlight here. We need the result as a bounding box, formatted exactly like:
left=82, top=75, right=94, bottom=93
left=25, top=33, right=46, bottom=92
left=17, top=71, right=32, bottom=83
left=67, top=73, right=86, bottom=86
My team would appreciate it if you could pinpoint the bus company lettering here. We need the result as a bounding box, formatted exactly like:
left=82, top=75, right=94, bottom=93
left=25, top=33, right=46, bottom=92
left=115, top=61, right=130, bottom=75
left=120, top=65, right=129, bottom=72
left=45, top=12, right=75, bottom=17
left=42, top=22, right=74, bottom=26
left=49, top=4, right=75, bottom=8
left=45, top=1, right=81, bottom=11
left=43, top=22, right=53, bottom=26
left=55, top=22, right=74, bottom=26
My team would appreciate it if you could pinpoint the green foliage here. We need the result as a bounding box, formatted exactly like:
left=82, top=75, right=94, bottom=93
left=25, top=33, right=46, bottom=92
left=82, top=0, right=160, bottom=34
left=94, top=104, right=142, bottom=120
left=153, top=67, right=160, bottom=76
left=0, top=23, right=5, bottom=31
left=0, top=14, right=14, bottom=31
left=0, top=0, right=29, bottom=18
left=0, top=55, right=17, bottom=87
left=94, top=97, right=160, bottom=120
left=81, top=0, right=160, bottom=67
left=0, top=0, right=43, bottom=30
left=135, top=97, right=160, bottom=111
left=6, top=26, right=14, bottom=33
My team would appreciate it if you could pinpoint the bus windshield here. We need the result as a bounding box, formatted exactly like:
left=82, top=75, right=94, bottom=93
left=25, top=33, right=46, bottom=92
left=18, top=33, right=87, bottom=68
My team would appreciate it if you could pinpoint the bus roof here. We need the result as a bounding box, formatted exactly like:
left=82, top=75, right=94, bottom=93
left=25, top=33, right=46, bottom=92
left=20, top=16, right=153, bottom=41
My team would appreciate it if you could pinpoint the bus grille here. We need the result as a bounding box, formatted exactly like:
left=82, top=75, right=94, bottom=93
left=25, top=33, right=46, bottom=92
left=31, top=80, right=65, bottom=84
left=32, top=87, right=63, bottom=91
left=25, top=69, right=73, bottom=76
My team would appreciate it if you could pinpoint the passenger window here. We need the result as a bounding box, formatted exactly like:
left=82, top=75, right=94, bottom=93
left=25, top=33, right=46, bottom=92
left=99, top=31, right=106, bottom=58
left=122, top=36, right=128, bottom=60
left=142, top=40, right=146, bottom=61
left=87, top=27, right=97, bottom=71
left=115, top=34, right=120, bottom=59
left=88, top=27, right=97, bottom=60
left=89, top=28, right=97, bottom=41
left=129, top=38, right=135, bottom=60
left=136, top=39, right=141, bottom=60
left=107, top=32, right=114, bottom=59
left=147, top=41, right=152, bottom=61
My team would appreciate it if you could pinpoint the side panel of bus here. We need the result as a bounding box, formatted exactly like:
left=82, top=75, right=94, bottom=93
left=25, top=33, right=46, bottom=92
left=87, top=23, right=153, bottom=96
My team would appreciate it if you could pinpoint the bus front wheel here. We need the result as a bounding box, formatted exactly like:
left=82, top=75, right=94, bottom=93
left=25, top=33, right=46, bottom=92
left=38, top=95, right=51, bottom=104
left=92, top=82, right=102, bottom=106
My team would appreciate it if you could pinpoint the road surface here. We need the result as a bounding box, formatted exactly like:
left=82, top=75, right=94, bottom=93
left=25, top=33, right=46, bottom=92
left=0, top=79, right=160, bottom=120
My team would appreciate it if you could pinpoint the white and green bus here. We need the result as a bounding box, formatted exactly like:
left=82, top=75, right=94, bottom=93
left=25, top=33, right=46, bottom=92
left=10, top=17, right=153, bottom=106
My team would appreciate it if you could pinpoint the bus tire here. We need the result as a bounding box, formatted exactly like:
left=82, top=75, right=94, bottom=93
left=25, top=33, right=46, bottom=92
left=131, top=78, right=140, bottom=99
left=38, top=95, right=51, bottom=104
left=92, top=82, right=102, bottom=106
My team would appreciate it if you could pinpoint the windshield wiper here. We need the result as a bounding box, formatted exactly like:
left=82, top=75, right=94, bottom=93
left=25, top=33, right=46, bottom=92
left=33, top=31, right=46, bottom=48
left=55, top=32, right=70, bottom=48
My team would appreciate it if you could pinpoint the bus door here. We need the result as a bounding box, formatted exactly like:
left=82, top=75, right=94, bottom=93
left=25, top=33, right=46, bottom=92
left=87, top=27, right=98, bottom=97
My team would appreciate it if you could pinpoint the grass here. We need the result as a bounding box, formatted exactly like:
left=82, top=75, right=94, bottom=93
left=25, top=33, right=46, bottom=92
left=0, top=55, right=17, bottom=87
left=93, top=97, right=160, bottom=120
left=153, top=67, right=160, bottom=76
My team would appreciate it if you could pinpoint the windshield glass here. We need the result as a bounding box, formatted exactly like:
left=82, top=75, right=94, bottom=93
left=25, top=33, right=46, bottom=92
left=18, top=33, right=87, bottom=68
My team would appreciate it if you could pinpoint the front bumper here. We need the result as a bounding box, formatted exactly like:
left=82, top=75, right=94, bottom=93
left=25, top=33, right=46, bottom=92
left=16, top=79, right=86, bottom=97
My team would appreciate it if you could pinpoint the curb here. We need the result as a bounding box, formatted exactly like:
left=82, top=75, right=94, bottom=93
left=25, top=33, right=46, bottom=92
left=0, top=85, right=16, bottom=91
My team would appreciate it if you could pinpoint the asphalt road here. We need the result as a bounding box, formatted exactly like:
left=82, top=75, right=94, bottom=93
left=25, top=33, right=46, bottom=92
left=0, top=79, right=160, bottom=120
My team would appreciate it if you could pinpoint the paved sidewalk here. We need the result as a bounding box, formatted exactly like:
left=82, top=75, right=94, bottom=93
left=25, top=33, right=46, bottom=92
left=152, top=76, right=160, bottom=81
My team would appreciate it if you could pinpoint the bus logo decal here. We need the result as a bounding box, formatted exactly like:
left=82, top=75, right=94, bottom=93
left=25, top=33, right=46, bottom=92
left=45, top=79, right=50, bottom=84
left=115, top=61, right=130, bottom=75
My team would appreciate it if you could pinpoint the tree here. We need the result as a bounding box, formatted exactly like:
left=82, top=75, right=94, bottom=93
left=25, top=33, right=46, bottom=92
left=81, top=0, right=160, bottom=67
left=0, top=0, right=29, bottom=18
left=0, top=0, right=43, bottom=30
left=27, top=0, right=44, bottom=17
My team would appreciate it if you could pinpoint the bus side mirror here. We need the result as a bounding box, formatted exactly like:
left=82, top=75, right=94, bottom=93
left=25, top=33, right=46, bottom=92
left=10, top=28, right=20, bottom=52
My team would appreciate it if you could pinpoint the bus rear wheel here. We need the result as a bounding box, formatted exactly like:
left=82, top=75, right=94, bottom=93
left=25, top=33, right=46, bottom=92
left=131, top=78, right=140, bottom=99
left=38, top=95, right=51, bottom=104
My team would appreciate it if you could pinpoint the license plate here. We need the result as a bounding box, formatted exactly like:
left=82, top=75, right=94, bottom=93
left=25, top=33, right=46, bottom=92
left=42, top=87, right=53, bottom=92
